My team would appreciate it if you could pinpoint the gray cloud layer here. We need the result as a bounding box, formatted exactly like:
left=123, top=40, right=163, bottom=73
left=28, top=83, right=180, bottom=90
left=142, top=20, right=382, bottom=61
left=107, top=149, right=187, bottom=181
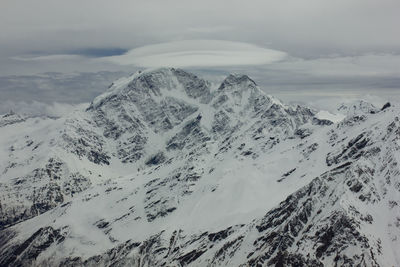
left=2, top=0, right=399, bottom=57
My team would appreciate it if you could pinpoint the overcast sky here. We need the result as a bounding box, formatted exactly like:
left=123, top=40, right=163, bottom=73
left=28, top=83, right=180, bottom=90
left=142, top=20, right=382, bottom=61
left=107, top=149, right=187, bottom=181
left=1, top=0, right=400, bottom=113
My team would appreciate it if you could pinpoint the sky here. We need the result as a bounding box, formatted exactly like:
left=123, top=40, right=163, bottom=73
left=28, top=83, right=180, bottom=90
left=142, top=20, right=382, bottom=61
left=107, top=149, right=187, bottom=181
left=1, top=0, right=400, bottom=114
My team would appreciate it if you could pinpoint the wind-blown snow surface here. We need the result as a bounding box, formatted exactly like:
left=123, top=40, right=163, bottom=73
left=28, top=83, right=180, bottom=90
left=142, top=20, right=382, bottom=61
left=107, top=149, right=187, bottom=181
left=0, top=68, right=399, bottom=266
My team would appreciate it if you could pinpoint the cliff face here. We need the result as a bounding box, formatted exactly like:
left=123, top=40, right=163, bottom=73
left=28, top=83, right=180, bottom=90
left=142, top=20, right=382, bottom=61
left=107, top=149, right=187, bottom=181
left=0, top=68, right=399, bottom=266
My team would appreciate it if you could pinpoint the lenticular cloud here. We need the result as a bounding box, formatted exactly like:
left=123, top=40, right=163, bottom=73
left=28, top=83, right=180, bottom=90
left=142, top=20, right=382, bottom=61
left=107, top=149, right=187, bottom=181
left=103, top=40, right=287, bottom=67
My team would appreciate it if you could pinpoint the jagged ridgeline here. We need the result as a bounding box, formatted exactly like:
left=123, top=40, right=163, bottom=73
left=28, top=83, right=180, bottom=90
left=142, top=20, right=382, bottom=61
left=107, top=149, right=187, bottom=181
left=0, top=68, right=399, bottom=266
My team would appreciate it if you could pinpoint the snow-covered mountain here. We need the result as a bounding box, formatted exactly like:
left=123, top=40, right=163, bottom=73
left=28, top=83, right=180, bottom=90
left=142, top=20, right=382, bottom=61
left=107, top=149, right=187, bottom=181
left=0, top=68, right=399, bottom=266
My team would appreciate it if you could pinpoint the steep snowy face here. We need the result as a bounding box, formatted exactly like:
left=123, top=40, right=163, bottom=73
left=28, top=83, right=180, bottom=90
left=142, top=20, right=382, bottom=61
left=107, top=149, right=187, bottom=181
left=88, top=68, right=208, bottom=133
left=0, top=68, right=316, bottom=230
left=0, top=68, right=399, bottom=267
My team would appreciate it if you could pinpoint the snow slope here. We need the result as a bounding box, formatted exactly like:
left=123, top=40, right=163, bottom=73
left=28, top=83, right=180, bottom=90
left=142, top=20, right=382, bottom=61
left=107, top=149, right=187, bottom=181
left=0, top=68, right=399, bottom=266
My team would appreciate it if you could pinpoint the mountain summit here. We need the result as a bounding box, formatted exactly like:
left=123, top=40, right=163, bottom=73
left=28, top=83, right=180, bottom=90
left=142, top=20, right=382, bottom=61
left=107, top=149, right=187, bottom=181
left=0, top=68, right=399, bottom=266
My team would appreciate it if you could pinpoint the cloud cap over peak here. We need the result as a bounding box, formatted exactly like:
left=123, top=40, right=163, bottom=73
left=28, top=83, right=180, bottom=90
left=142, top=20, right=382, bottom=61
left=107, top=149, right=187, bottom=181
left=102, top=40, right=287, bottom=68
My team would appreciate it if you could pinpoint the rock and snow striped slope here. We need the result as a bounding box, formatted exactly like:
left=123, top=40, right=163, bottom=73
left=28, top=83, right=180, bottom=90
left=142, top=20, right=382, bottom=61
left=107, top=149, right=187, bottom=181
left=0, top=68, right=399, bottom=266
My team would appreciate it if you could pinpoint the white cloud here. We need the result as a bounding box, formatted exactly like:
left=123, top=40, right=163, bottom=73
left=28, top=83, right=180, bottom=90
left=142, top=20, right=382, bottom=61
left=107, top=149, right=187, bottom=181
left=11, top=54, right=83, bottom=62
left=101, top=40, right=287, bottom=68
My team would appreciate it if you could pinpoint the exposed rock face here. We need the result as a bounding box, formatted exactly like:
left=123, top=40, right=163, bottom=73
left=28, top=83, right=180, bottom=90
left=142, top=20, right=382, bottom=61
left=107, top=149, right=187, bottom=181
left=0, top=68, right=399, bottom=266
left=0, top=157, right=91, bottom=229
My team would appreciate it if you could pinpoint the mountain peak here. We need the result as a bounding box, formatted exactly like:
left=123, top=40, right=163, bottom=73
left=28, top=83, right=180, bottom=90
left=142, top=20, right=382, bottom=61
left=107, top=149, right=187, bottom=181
left=89, top=67, right=212, bottom=110
left=218, top=73, right=257, bottom=91
left=337, top=100, right=379, bottom=116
